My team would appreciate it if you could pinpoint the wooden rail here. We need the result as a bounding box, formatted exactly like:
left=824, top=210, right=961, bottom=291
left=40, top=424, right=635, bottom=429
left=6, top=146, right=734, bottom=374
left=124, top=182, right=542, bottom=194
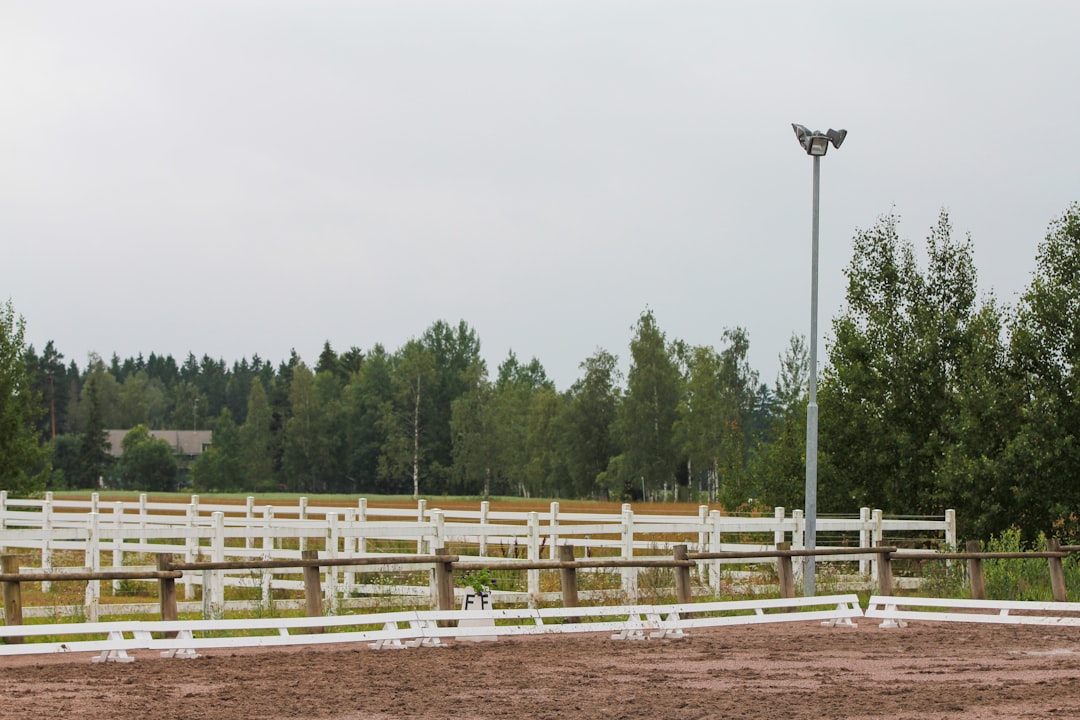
left=166, top=554, right=458, bottom=571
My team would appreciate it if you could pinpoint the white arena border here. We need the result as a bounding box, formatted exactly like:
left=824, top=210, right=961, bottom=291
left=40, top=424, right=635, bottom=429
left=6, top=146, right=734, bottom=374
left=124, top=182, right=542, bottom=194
left=866, top=595, right=1080, bottom=627
left=0, top=594, right=862, bottom=662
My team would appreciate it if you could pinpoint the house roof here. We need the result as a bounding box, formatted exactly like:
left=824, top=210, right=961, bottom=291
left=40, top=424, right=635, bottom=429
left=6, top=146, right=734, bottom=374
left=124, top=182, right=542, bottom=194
left=106, top=429, right=213, bottom=458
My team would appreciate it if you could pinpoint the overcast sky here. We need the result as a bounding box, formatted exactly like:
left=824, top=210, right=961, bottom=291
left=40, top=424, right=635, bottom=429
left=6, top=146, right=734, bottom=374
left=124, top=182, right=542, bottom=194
left=3, top=1, right=1078, bottom=390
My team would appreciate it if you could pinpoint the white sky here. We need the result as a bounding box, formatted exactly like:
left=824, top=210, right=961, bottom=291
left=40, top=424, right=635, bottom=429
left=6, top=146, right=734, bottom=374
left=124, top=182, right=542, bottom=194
left=3, top=1, right=1078, bottom=390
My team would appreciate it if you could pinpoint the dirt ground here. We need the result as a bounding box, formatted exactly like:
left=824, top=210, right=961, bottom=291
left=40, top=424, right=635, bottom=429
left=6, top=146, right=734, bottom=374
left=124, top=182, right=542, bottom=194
left=3, top=621, right=1080, bottom=719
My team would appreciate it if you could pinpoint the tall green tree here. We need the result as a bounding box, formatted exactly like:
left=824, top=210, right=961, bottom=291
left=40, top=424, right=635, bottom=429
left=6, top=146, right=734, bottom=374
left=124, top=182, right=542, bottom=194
left=0, top=300, right=49, bottom=494
left=26, top=340, right=69, bottom=442
left=617, top=310, right=681, bottom=500
left=420, top=320, right=484, bottom=490
left=75, top=360, right=112, bottom=489
left=524, top=383, right=566, bottom=498
left=239, top=379, right=275, bottom=491
left=675, top=344, right=724, bottom=502
left=380, top=339, right=436, bottom=498
left=563, top=349, right=621, bottom=498
left=998, top=203, right=1080, bottom=539
left=713, top=327, right=761, bottom=508
left=344, top=345, right=392, bottom=493
left=281, top=364, right=346, bottom=493
left=78, top=355, right=122, bottom=430
left=450, top=371, right=499, bottom=498
left=748, top=334, right=809, bottom=508
left=820, top=210, right=1005, bottom=525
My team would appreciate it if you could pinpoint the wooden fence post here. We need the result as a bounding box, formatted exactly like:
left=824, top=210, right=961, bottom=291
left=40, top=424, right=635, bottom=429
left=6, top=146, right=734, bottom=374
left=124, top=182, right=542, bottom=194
left=157, top=553, right=178, bottom=622
left=966, top=540, right=985, bottom=600
left=302, top=549, right=323, bottom=633
left=1, top=555, right=23, bottom=644
left=434, top=548, right=455, bottom=613
left=559, top=545, right=579, bottom=609
left=1047, top=538, right=1068, bottom=602
left=776, top=543, right=796, bottom=599
left=673, top=544, right=693, bottom=604
left=875, top=549, right=894, bottom=596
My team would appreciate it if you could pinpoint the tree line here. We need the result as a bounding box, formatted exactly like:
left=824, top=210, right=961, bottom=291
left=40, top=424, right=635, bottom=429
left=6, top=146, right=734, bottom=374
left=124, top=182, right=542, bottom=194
left=2, top=202, right=1079, bottom=541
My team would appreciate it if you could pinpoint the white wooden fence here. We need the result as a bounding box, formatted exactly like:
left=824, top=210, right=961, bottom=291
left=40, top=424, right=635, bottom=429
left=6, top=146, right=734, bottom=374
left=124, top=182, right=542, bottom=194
left=0, top=491, right=955, bottom=620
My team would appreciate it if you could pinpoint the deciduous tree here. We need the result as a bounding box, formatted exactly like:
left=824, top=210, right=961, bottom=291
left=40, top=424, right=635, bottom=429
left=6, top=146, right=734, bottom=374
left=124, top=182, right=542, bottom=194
left=0, top=300, right=49, bottom=494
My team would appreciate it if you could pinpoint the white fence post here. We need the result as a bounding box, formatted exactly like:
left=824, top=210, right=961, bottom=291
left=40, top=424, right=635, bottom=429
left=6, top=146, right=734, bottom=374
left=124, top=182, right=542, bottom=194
left=298, top=497, right=308, bottom=553
left=342, top=508, right=356, bottom=597
left=111, top=502, right=124, bottom=593
left=773, top=506, right=786, bottom=547
left=859, top=507, right=872, bottom=575
left=792, top=509, right=804, bottom=585
left=945, top=509, right=957, bottom=549
left=416, top=499, right=427, bottom=553
left=85, top=512, right=100, bottom=622
left=245, top=496, right=255, bottom=550
left=327, top=512, right=340, bottom=614
left=261, top=506, right=274, bottom=603
left=203, top=511, right=225, bottom=619
left=41, top=491, right=53, bottom=593
left=138, top=493, right=147, bottom=535
left=429, top=509, right=446, bottom=606
left=621, top=504, right=637, bottom=600
left=708, top=509, right=722, bottom=594
left=870, top=509, right=884, bottom=580
left=528, top=511, right=541, bottom=606
left=697, top=505, right=708, bottom=553
left=479, top=500, right=489, bottom=557
left=0, top=490, right=7, bottom=552
left=549, top=502, right=560, bottom=560
left=184, top=497, right=198, bottom=600
left=357, top=498, right=368, bottom=555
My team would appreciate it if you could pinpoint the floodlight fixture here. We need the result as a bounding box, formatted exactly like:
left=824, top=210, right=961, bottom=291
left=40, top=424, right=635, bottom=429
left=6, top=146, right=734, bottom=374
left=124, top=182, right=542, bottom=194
left=792, top=123, right=847, bottom=156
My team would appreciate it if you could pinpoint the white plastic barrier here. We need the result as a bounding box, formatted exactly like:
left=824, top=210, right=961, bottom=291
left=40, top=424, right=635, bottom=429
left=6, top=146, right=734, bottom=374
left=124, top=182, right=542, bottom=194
left=866, top=595, right=1080, bottom=627
left=0, top=594, right=864, bottom=661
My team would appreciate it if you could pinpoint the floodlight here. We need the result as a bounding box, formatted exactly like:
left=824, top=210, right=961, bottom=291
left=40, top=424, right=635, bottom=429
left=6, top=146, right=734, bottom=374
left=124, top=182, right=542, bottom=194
left=791, top=123, right=847, bottom=156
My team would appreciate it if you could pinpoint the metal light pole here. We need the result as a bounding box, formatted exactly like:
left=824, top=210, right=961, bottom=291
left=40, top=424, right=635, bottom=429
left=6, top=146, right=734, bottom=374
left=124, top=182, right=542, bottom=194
left=792, top=124, right=846, bottom=596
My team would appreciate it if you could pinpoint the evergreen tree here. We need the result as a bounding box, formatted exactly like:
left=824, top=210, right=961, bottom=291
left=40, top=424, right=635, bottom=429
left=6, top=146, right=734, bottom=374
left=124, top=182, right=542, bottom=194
left=239, top=379, right=275, bottom=491
left=343, top=344, right=392, bottom=493
left=75, top=366, right=111, bottom=489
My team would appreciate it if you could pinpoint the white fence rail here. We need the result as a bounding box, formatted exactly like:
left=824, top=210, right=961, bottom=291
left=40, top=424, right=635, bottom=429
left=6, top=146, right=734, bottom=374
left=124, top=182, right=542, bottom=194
left=866, top=595, right=1080, bottom=627
left=0, top=491, right=954, bottom=620
left=0, top=594, right=865, bottom=661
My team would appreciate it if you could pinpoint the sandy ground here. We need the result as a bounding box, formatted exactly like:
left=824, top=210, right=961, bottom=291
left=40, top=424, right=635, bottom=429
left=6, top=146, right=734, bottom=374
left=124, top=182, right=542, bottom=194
left=3, top=621, right=1080, bottom=719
